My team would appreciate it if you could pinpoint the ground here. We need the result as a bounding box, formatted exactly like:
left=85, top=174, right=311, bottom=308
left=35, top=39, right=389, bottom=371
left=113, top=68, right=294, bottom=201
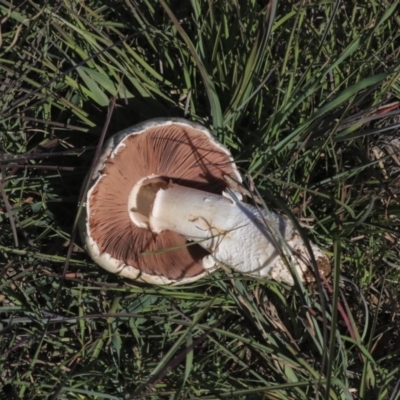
left=1, top=1, right=400, bottom=399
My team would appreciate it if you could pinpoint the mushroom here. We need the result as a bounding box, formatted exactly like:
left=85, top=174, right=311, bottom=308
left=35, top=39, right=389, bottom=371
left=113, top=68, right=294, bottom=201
left=79, top=118, right=330, bottom=285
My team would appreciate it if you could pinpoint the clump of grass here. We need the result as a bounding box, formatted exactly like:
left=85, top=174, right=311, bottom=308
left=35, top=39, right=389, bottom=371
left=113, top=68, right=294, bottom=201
left=1, top=1, right=400, bottom=399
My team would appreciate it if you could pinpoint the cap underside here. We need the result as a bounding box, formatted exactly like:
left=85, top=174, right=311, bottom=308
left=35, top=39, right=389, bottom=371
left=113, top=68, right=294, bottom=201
left=88, top=124, right=237, bottom=281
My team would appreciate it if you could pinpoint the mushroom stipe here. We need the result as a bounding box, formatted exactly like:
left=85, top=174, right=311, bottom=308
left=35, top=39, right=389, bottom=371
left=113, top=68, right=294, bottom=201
left=79, top=118, right=330, bottom=285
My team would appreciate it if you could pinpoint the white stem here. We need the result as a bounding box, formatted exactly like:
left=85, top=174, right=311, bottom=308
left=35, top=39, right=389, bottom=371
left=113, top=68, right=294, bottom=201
left=146, top=183, right=329, bottom=285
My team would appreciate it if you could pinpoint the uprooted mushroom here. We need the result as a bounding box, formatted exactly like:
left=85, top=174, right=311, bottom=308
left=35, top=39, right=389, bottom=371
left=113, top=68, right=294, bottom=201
left=79, top=118, right=330, bottom=285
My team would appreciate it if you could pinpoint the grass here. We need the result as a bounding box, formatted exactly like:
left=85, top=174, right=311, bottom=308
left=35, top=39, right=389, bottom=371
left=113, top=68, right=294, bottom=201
left=1, top=0, right=400, bottom=398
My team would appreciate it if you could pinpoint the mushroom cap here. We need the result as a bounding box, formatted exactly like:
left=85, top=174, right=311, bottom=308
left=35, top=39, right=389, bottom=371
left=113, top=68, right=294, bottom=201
left=79, top=118, right=242, bottom=285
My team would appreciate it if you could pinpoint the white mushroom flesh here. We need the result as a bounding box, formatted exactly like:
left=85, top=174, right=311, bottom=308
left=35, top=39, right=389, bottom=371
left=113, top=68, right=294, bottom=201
left=130, top=178, right=330, bottom=285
